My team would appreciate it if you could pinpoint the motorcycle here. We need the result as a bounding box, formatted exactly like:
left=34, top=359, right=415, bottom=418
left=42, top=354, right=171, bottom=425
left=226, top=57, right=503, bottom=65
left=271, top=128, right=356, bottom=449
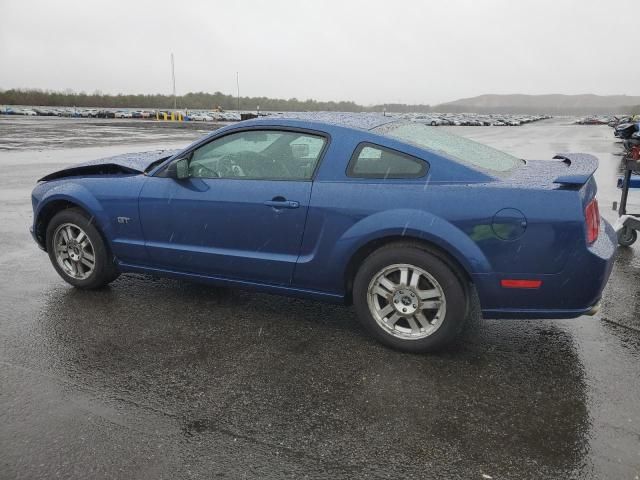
left=614, top=121, right=637, bottom=138
left=624, top=131, right=640, bottom=153
left=614, top=121, right=640, bottom=152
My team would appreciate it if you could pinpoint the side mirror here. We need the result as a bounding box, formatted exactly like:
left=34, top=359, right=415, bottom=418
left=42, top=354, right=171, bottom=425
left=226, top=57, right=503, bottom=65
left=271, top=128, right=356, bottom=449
left=166, top=158, right=190, bottom=179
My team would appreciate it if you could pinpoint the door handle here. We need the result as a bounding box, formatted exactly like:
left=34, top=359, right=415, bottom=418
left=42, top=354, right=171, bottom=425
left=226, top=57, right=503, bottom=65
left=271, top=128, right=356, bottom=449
left=263, top=198, right=300, bottom=209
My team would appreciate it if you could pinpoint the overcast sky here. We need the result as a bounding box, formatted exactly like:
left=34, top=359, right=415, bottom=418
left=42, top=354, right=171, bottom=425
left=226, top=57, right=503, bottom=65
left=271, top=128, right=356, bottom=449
left=0, top=0, right=638, bottom=105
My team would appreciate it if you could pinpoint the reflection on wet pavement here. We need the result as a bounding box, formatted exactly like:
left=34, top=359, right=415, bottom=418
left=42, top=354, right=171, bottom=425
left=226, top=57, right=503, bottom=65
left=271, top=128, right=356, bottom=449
left=3, top=276, right=594, bottom=478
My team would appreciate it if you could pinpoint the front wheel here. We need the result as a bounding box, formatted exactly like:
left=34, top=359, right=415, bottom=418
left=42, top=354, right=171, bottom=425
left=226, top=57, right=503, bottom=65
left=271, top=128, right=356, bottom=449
left=46, top=208, right=120, bottom=289
left=353, top=244, right=468, bottom=353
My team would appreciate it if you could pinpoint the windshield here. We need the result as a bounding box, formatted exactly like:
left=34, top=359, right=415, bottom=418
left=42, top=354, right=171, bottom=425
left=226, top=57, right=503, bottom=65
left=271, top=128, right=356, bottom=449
left=374, top=122, right=521, bottom=172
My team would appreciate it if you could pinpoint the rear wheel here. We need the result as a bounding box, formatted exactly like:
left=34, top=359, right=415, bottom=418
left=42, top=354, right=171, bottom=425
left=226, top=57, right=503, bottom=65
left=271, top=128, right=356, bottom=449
left=46, top=208, right=119, bottom=289
left=618, top=227, right=637, bottom=247
left=353, top=244, right=468, bottom=352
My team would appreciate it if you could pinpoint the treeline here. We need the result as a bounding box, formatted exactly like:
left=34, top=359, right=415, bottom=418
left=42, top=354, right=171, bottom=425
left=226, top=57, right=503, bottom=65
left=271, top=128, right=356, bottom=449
left=2, top=88, right=638, bottom=114
left=0, top=88, right=433, bottom=113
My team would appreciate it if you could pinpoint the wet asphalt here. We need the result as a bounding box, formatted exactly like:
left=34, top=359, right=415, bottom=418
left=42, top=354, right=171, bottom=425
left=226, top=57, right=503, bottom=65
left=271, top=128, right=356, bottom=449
left=0, top=116, right=639, bottom=479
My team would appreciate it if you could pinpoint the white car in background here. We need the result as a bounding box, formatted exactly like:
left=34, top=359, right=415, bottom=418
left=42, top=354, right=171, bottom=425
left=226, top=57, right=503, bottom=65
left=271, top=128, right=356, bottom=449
left=415, top=116, right=443, bottom=126
left=190, top=112, right=213, bottom=122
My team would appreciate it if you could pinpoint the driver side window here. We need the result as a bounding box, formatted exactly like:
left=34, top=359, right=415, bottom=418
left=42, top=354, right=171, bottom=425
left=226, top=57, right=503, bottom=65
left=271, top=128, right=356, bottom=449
left=189, top=130, right=326, bottom=180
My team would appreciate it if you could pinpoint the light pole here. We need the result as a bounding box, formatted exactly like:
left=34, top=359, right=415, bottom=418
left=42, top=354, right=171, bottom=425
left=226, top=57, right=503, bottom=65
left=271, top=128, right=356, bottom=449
left=236, top=72, right=240, bottom=112
left=171, top=53, right=177, bottom=110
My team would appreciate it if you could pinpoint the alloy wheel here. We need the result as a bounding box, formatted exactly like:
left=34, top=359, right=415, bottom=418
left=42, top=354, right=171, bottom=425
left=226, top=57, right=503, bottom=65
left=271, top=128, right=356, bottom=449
left=367, top=263, right=447, bottom=340
left=53, top=223, right=96, bottom=280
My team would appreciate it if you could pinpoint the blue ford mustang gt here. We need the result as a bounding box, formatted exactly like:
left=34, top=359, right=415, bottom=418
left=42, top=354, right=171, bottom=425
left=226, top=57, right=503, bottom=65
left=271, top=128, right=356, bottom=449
left=31, top=114, right=616, bottom=352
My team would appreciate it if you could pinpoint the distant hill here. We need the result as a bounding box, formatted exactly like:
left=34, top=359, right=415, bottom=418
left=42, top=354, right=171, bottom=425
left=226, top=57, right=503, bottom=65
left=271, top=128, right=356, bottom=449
left=436, top=94, right=640, bottom=115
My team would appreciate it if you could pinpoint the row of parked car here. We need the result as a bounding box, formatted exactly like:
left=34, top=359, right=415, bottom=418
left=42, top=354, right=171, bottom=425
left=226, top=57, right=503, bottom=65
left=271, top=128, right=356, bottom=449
left=398, top=113, right=551, bottom=126
left=1, top=106, right=550, bottom=126
left=574, top=115, right=632, bottom=126
left=264, top=111, right=551, bottom=126
left=0, top=107, right=141, bottom=117
left=0, top=106, right=244, bottom=122
left=182, top=111, right=243, bottom=122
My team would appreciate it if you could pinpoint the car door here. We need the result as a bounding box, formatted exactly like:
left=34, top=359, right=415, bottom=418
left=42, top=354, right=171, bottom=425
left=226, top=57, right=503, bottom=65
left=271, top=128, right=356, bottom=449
left=138, top=128, right=328, bottom=286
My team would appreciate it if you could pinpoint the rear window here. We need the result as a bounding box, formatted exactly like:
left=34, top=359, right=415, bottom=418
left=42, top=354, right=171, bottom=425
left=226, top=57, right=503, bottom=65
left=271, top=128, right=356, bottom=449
left=374, top=122, right=521, bottom=172
left=347, top=143, right=427, bottom=179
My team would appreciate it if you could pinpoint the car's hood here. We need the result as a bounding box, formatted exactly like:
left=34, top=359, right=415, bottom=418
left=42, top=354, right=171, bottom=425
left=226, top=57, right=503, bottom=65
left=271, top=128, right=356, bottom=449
left=39, top=149, right=178, bottom=182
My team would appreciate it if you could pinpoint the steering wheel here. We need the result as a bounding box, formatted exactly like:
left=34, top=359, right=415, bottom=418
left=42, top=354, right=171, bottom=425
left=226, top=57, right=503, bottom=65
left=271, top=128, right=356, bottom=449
left=192, top=151, right=291, bottom=178
left=217, top=153, right=246, bottom=177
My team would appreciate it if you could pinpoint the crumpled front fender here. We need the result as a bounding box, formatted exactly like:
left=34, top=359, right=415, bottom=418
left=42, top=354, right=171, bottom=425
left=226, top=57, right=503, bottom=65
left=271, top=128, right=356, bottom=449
left=33, top=181, right=113, bottom=246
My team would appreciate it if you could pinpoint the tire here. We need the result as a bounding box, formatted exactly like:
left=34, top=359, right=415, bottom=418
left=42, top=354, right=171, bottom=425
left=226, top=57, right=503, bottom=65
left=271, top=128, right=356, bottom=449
left=618, top=227, right=637, bottom=247
left=353, top=244, right=469, bottom=353
left=46, top=208, right=119, bottom=289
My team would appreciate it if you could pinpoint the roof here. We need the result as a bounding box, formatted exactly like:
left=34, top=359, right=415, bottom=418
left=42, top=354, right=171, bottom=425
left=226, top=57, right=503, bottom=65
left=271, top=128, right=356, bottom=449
left=253, top=112, right=398, bottom=131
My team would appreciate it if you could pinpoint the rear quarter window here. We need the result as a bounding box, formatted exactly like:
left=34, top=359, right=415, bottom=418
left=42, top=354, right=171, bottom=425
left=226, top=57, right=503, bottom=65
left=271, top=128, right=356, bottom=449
left=374, top=122, right=521, bottom=173
left=347, top=143, right=428, bottom=179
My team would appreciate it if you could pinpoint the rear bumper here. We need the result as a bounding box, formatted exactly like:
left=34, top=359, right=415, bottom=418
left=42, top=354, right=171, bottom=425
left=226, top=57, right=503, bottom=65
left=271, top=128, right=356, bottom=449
left=476, top=220, right=616, bottom=320
left=480, top=302, right=601, bottom=320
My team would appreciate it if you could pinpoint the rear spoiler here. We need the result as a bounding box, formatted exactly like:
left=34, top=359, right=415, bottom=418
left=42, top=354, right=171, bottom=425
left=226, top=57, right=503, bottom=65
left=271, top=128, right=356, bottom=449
left=551, top=153, right=598, bottom=186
